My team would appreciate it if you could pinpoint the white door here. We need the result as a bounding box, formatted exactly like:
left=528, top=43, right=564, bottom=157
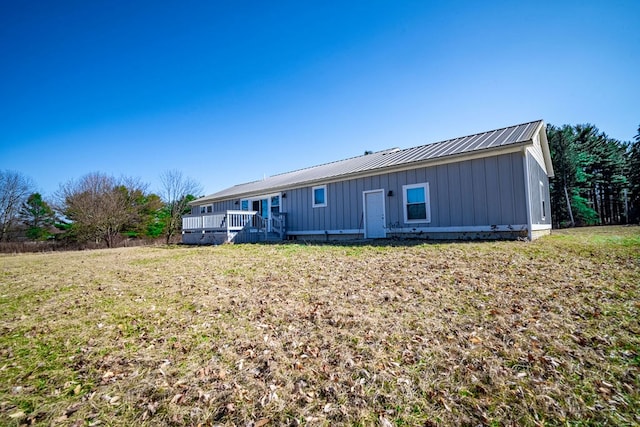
left=364, top=190, right=386, bottom=238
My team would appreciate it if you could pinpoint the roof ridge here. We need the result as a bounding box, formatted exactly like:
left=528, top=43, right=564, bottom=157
left=269, top=147, right=399, bottom=178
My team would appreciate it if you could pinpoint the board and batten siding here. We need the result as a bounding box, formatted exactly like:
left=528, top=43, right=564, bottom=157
left=526, top=152, right=552, bottom=226
left=283, top=151, right=528, bottom=233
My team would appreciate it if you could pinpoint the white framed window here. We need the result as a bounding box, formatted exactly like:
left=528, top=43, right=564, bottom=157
left=312, top=185, right=327, bottom=208
left=240, top=200, right=249, bottom=211
left=539, top=181, right=546, bottom=220
left=402, top=183, right=431, bottom=223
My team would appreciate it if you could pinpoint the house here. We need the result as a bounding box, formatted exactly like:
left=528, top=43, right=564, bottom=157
left=183, top=119, right=554, bottom=244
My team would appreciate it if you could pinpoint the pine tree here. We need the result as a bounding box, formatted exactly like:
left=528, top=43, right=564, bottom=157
left=626, top=125, right=640, bottom=223
left=19, top=193, right=56, bottom=240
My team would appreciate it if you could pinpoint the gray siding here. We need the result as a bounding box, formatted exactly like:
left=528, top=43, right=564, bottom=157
left=527, top=153, right=552, bottom=225
left=282, top=151, right=528, bottom=233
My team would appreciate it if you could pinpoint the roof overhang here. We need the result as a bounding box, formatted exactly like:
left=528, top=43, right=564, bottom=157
left=536, top=121, right=555, bottom=178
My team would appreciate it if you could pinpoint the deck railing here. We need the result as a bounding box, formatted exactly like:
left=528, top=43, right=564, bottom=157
left=271, top=212, right=287, bottom=239
left=183, top=210, right=288, bottom=243
left=182, top=210, right=260, bottom=232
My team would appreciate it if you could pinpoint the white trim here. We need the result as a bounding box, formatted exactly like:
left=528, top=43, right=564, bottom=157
left=526, top=142, right=546, bottom=174
left=531, top=224, right=551, bottom=231
left=539, top=180, right=546, bottom=220
left=312, top=185, right=327, bottom=208
left=537, top=123, right=555, bottom=178
left=523, top=151, right=533, bottom=241
left=363, top=189, right=386, bottom=239
left=402, top=182, right=431, bottom=224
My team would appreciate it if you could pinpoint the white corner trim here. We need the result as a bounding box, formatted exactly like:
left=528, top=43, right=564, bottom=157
left=531, top=224, right=551, bottom=231
left=523, top=151, right=533, bottom=241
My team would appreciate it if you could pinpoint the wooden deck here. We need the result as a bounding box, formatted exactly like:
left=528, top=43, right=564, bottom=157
left=182, top=210, right=286, bottom=244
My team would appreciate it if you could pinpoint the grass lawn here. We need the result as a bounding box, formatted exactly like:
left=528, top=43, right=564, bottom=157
left=1, top=226, right=639, bottom=426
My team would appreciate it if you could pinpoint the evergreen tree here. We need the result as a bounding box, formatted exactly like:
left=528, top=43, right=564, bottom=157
left=19, top=193, right=56, bottom=240
left=548, top=125, right=578, bottom=227
left=548, top=123, right=629, bottom=227
left=627, top=125, right=640, bottom=223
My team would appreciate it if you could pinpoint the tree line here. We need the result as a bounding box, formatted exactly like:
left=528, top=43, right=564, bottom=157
left=0, top=169, right=201, bottom=248
left=548, top=123, right=640, bottom=227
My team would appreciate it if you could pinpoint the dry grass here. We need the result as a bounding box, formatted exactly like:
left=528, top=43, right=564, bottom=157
left=1, top=226, right=639, bottom=426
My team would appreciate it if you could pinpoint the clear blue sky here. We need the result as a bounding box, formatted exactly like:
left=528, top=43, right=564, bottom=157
left=1, top=0, right=638, bottom=198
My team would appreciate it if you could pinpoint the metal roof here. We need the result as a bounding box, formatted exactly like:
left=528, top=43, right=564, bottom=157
left=195, top=120, right=544, bottom=203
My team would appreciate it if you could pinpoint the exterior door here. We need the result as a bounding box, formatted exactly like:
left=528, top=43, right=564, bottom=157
left=363, top=190, right=386, bottom=238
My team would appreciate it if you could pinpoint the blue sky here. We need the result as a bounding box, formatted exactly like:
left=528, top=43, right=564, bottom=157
left=1, top=0, right=638, bottom=198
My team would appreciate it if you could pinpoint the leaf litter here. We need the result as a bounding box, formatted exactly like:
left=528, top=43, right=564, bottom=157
left=0, top=226, right=638, bottom=426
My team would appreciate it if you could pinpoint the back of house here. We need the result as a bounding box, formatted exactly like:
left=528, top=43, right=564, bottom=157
left=183, top=119, right=554, bottom=244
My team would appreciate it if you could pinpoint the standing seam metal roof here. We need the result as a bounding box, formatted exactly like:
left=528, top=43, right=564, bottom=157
left=195, top=120, right=543, bottom=203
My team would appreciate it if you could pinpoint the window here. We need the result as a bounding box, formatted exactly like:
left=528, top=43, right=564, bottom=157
left=312, top=185, right=327, bottom=208
left=402, top=183, right=431, bottom=223
left=271, top=195, right=280, bottom=214
left=200, top=206, right=206, bottom=214
left=240, top=200, right=249, bottom=211
left=539, top=181, right=546, bottom=220
left=206, top=205, right=212, bottom=213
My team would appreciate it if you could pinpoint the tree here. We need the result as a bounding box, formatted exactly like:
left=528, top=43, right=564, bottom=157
left=572, top=125, right=627, bottom=225
left=20, top=193, right=56, bottom=240
left=627, top=125, right=640, bottom=223
left=0, top=170, right=34, bottom=241
left=548, top=125, right=579, bottom=227
left=121, top=192, right=164, bottom=239
left=159, top=170, right=202, bottom=244
left=57, top=173, right=151, bottom=248
left=548, top=123, right=631, bottom=228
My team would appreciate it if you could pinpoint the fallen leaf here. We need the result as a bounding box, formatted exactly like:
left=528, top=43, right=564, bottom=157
left=255, top=418, right=270, bottom=427
left=379, top=415, right=393, bottom=427
left=9, top=411, right=26, bottom=419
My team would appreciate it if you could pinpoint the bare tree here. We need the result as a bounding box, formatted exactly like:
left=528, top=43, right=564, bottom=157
left=159, top=169, right=202, bottom=244
left=0, top=170, right=34, bottom=241
left=57, top=172, right=149, bottom=248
